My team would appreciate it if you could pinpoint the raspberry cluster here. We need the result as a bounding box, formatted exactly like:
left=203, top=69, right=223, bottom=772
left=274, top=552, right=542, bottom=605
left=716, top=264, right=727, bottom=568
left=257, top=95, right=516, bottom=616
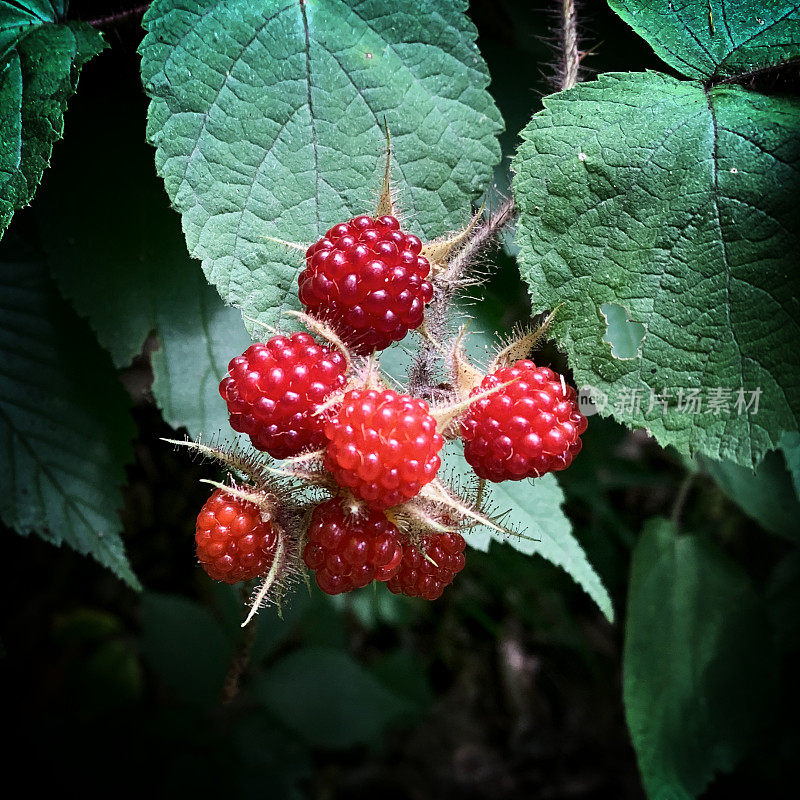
left=196, top=200, right=587, bottom=610
left=220, top=333, right=347, bottom=459
left=195, top=489, right=278, bottom=584
left=302, top=497, right=403, bottom=594
left=299, top=215, right=434, bottom=355
left=323, top=388, right=444, bottom=510
left=460, top=359, right=587, bottom=482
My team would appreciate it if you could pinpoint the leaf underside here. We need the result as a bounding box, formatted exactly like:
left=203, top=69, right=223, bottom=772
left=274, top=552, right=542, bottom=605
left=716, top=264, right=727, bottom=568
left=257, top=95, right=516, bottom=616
left=443, top=443, right=614, bottom=623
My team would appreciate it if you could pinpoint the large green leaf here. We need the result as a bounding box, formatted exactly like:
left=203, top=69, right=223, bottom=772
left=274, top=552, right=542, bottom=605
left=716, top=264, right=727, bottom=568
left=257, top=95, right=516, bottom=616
left=0, top=0, right=105, bottom=238
left=0, top=252, right=137, bottom=587
left=624, top=519, right=774, bottom=800
left=38, top=97, right=251, bottom=444
left=139, top=0, right=502, bottom=332
left=608, top=0, right=800, bottom=80
left=700, top=449, right=800, bottom=542
left=513, top=71, right=800, bottom=467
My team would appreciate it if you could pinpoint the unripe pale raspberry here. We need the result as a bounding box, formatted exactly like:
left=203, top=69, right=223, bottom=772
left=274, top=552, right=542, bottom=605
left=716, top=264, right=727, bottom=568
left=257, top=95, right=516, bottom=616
left=195, top=489, right=278, bottom=584
left=299, top=214, right=434, bottom=355
left=323, top=388, right=444, bottom=509
left=219, top=332, right=347, bottom=459
left=302, top=496, right=403, bottom=594
left=387, top=533, right=466, bottom=601
left=460, top=359, right=587, bottom=482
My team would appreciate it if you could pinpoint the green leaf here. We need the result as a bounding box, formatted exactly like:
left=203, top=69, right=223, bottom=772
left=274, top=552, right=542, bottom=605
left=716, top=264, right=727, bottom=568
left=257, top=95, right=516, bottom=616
left=780, top=430, right=800, bottom=497
left=139, top=0, right=502, bottom=332
left=700, top=450, right=800, bottom=542
left=0, top=252, right=137, bottom=587
left=624, top=518, right=775, bottom=800
left=513, top=72, right=800, bottom=467
left=38, top=97, right=252, bottom=444
left=608, top=0, right=800, bottom=80
left=0, top=1, right=105, bottom=238
left=141, top=592, right=235, bottom=705
left=254, top=646, right=411, bottom=749
left=443, top=443, right=614, bottom=622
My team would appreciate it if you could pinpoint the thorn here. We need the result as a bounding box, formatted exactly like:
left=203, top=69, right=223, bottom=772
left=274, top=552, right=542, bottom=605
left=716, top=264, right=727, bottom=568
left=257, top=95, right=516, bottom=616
left=491, top=304, right=564, bottom=369
left=242, top=314, right=279, bottom=337
left=422, top=202, right=485, bottom=272
left=283, top=309, right=353, bottom=370
left=375, top=118, right=394, bottom=217
left=242, top=534, right=286, bottom=627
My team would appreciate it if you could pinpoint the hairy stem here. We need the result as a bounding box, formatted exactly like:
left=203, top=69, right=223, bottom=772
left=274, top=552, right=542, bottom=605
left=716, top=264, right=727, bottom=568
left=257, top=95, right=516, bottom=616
left=221, top=586, right=258, bottom=704
left=559, top=0, right=580, bottom=91
left=408, top=197, right=516, bottom=398
left=87, top=4, right=150, bottom=27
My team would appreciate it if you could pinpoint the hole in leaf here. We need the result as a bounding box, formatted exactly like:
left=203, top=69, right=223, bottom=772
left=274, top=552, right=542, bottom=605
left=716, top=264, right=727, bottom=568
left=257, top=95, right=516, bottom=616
left=600, top=303, right=646, bottom=359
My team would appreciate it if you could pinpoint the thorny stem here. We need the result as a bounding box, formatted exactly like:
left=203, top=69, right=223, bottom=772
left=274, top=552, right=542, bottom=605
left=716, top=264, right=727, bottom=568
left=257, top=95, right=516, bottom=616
left=408, top=196, right=516, bottom=398
left=221, top=585, right=258, bottom=704
left=87, top=4, right=149, bottom=27
left=559, top=0, right=580, bottom=91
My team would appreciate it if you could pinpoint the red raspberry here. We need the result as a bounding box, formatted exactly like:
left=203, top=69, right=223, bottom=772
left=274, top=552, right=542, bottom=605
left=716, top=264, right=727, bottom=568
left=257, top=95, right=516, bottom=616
left=219, top=332, right=347, bottom=459
left=387, top=533, right=466, bottom=600
left=302, top=497, right=403, bottom=594
left=298, top=214, right=434, bottom=355
left=323, top=388, right=444, bottom=509
left=460, top=360, right=587, bottom=482
left=195, top=489, right=278, bottom=584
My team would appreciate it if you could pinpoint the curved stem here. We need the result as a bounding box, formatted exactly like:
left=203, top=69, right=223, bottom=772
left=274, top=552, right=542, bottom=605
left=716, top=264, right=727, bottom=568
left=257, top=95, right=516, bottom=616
left=221, top=585, right=259, bottom=704
left=87, top=3, right=149, bottom=28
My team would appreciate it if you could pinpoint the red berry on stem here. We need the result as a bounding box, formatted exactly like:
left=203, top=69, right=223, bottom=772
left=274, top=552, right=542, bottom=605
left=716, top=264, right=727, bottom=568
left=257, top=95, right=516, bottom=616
left=460, top=360, right=587, bottom=482
left=298, top=215, right=434, bottom=355
left=303, top=496, right=404, bottom=594
left=195, top=489, right=278, bottom=584
left=324, top=388, right=444, bottom=509
left=219, top=332, right=347, bottom=459
left=387, top=533, right=466, bottom=601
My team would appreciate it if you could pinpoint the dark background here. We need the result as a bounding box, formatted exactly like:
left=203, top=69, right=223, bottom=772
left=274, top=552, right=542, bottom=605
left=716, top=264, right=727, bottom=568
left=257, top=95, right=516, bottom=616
left=1, top=2, right=795, bottom=798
